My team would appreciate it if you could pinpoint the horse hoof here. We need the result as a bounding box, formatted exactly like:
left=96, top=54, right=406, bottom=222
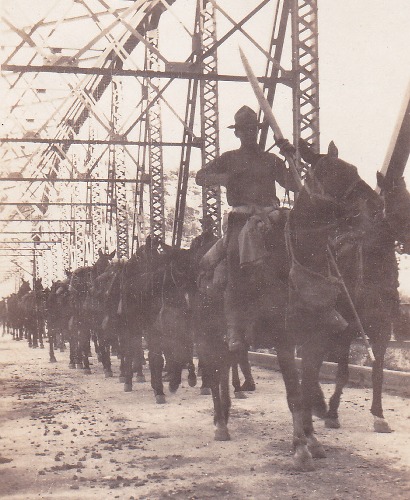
left=188, top=375, right=197, bottom=388
left=118, top=376, right=125, bottom=383
left=135, top=375, right=146, bottom=383
left=169, top=381, right=180, bottom=393
left=374, top=418, right=393, bottom=433
left=234, top=391, right=247, bottom=399
left=124, top=383, right=132, bottom=392
left=156, top=394, right=166, bottom=404
left=104, top=370, right=113, bottom=378
left=240, top=381, right=256, bottom=392
left=312, top=405, right=328, bottom=420
left=214, top=426, right=231, bottom=441
left=83, top=368, right=92, bottom=375
left=68, top=363, right=76, bottom=369
left=76, top=363, right=83, bottom=369
left=200, top=387, right=211, bottom=396
left=307, top=437, right=326, bottom=459
left=50, top=357, right=57, bottom=363
left=325, top=418, right=341, bottom=429
left=40, top=345, right=45, bottom=349
left=293, top=446, right=315, bottom=472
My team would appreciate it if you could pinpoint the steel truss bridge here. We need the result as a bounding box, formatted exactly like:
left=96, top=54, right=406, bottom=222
left=0, top=0, right=320, bottom=291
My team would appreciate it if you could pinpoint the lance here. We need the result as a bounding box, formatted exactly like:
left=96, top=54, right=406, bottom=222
left=239, top=47, right=303, bottom=191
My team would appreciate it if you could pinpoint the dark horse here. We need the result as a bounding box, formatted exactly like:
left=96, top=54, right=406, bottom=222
left=19, top=278, right=48, bottom=349
left=7, top=280, right=31, bottom=341
left=46, top=272, right=72, bottom=363
left=68, top=249, right=116, bottom=372
left=117, top=242, right=194, bottom=403
left=216, top=142, right=378, bottom=471
left=300, top=143, right=410, bottom=433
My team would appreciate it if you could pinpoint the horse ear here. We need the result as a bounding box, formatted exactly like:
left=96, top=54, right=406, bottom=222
left=328, top=141, right=339, bottom=158
left=109, top=250, right=116, bottom=259
left=98, top=249, right=103, bottom=257
left=376, top=171, right=386, bottom=190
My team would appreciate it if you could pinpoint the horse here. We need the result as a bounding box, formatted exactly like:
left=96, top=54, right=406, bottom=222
left=86, top=259, right=127, bottom=378
left=68, top=249, right=115, bottom=372
left=46, top=272, right=72, bottom=363
left=188, top=233, right=257, bottom=442
left=7, top=280, right=31, bottom=341
left=214, top=141, right=376, bottom=471
left=284, top=141, right=399, bottom=469
left=20, top=278, right=48, bottom=349
left=118, top=242, right=194, bottom=403
left=299, top=142, right=410, bottom=433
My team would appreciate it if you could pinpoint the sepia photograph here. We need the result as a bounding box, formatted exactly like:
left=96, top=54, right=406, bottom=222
left=0, top=1, right=409, bottom=498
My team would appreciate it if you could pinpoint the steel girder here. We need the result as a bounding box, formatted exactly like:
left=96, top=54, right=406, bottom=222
left=291, top=0, right=320, bottom=159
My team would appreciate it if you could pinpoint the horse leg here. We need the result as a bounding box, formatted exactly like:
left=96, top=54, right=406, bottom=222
left=300, top=340, right=327, bottom=461
left=32, top=323, right=39, bottom=348
left=371, top=339, right=392, bottom=433
left=49, top=329, right=57, bottom=363
left=119, top=354, right=126, bottom=383
left=168, top=359, right=183, bottom=394
left=123, top=349, right=133, bottom=392
left=325, top=359, right=349, bottom=428
left=79, top=329, right=91, bottom=373
left=238, top=350, right=256, bottom=391
left=187, top=359, right=197, bottom=388
left=132, top=336, right=146, bottom=383
left=231, top=352, right=246, bottom=399
left=68, top=334, right=76, bottom=369
left=199, top=360, right=212, bottom=395
left=276, top=345, right=314, bottom=471
left=27, top=327, right=32, bottom=347
left=39, top=324, right=44, bottom=348
left=148, top=347, right=166, bottom=404
left=102, top=341, right=113, bottom=378
left=212, top=361, right=231, bottom=441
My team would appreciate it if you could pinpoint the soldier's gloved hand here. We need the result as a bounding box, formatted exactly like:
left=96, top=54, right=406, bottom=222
left=276, top=138, right=296, bottom=155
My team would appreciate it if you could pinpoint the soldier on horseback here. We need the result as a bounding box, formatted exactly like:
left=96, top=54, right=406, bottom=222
left=196, top=105, right=297, bottom=351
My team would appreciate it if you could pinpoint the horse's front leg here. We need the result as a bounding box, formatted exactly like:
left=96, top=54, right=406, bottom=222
left=231, top=355, right=246, bottom=399
left=371, top=339, right=392, bottom=433
left=212, top=360, right=231, bottom=441
left=147, top=333, right=166, bottom=403
left=326, top=359, right=349, bottom=428
left=48, top=328, right=57, bottom=363
left=300, top=339, right=327, bottom=461
left=276, top=345, right=314, bottom=471
left=168, top=358, right=183, bottom=394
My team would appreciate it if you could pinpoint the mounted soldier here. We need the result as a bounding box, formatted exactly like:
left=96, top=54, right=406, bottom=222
left=195, top=105, right=297, bottom=351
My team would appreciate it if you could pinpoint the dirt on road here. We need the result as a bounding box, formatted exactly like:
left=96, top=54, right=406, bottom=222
left=0, top=336, right=409, bottom=500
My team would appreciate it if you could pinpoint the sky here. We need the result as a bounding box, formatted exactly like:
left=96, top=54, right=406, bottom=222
left=0, top=0, right=409, bottom=296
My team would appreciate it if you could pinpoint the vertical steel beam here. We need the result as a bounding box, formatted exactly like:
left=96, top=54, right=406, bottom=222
left=172, top=5, right=201, bottom=248
left=146, top=27, right=165, bottom=241
left=291, top=0, right=320, bottom=162
left=113, top=80, right=129, bottom=259
left=199, top=0, right=221, bottom=236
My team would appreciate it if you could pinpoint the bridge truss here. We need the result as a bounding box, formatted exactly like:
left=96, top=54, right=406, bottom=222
left=0, top=0, right=319, bottom=291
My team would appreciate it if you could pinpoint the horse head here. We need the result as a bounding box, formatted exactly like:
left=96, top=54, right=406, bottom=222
left=94, top=249, right=116, bottom=276
left=377, top=172, right=410, bottom=253
left=17, top=279, right=31, bottom=297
